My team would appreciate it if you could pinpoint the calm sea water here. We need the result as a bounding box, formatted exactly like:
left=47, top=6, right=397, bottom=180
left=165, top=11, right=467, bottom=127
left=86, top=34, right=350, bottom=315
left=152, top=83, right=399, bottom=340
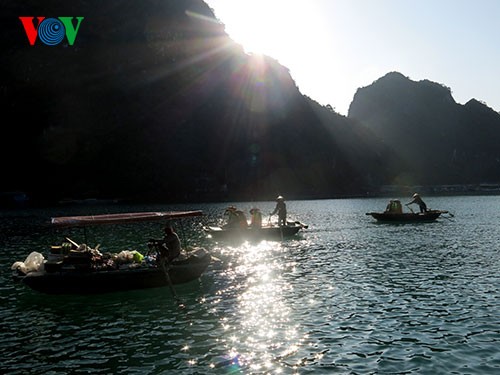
left=1, top=196, right=499, bottom=374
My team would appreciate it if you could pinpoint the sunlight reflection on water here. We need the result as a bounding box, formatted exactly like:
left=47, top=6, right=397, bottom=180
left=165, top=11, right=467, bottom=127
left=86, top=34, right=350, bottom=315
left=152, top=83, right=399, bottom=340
left=1, top=197, right=500, bottom=374
left=211, top=240, right=303, bottom=373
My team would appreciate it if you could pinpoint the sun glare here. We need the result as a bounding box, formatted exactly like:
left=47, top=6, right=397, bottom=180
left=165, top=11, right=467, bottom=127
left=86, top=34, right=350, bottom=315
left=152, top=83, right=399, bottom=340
left=205, top=0, right=347, bottom=110
left=207, top=0, right=319, bottom=58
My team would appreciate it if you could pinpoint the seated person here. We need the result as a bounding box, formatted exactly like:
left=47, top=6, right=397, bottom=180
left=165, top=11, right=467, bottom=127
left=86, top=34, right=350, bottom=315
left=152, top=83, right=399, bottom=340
left=385, top=199, right=402, bottom=213
left=235, top=209, right=248, bottom=228
left=249, top=208, right=263, bottom=228
left=148, top=223, right=181, bottom=264
left=224, top=206, right=248, bottom=228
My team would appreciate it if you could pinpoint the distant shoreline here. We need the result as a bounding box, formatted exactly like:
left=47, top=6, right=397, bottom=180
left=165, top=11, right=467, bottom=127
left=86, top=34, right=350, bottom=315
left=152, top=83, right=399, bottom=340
left=2, top=190, right=499, bottom=210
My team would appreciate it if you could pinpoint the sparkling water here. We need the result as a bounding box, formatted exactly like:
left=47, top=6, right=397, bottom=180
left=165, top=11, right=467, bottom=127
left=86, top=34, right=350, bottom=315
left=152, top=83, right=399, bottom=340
left=1, top=196, right=499, bottom=374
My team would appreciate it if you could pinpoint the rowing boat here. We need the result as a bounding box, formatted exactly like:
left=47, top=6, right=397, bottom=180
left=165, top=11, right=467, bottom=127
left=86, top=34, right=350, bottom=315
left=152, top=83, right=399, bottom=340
left=12, top=210, right=211, bottom=295
left=365, top=210, right=448, bottom=223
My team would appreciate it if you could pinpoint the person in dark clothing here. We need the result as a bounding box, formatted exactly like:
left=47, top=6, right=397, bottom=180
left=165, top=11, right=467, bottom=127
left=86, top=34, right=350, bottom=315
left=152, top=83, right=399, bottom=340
left=148, top=223, right=181, bottom=266
left=162, top=224, right=181, bottom=262
left=407, top=193, right=427, bottom=213
left=270, top=196, right=287, bottom=226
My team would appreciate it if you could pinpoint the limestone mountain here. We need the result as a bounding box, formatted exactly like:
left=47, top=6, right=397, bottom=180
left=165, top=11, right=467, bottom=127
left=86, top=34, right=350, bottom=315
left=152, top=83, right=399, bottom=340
left=348, top=72, right=500, bottom=186
left=1, top=0, right=393, bottom=203
left=2, top=2, right=497, bottom=205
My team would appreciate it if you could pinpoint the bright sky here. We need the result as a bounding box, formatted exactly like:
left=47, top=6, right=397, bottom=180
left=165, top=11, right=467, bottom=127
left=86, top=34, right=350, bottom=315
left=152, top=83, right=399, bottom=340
left=204, top=0, right=500, bottom=115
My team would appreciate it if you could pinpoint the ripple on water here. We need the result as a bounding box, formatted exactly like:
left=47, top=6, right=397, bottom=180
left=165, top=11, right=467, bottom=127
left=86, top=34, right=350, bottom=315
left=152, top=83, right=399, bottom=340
left=1, top=198, right=500, bottom=374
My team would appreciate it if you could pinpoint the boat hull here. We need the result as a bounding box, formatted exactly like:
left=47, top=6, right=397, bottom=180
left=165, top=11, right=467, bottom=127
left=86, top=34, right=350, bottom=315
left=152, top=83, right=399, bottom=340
left=204, top=224, right=302, bottom=241
left=16, top=249, right=211, bottom=295
left=366, top=210, right=445, bottom=223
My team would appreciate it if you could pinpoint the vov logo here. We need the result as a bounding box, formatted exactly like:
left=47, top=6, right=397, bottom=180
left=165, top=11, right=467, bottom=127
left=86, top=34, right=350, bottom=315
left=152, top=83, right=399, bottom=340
left=19, top=17, right=84, bottom=46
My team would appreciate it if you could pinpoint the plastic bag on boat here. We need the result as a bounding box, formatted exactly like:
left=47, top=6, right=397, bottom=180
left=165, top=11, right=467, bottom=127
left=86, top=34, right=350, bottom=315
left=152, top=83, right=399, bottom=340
left=25, top=251, right=45, bottom=271
left=116, top=250, right=134, bottom=263
left=11, top=261, right=27, bottom=274
left=11, top=251, right=45, bottom=273
left=131, top=250, right=144, bottom=263
left=116, top=250, right=144, bottom=264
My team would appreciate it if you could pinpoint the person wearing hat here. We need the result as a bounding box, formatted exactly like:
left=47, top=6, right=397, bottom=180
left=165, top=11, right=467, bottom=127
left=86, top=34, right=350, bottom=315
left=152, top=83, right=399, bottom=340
left=224, top=206, right=248, bottom=228
left=224, top=206, right=238, bottom=228
left=249, top=208, right=263, bottom=228
left=270, top=196, right=287, bottom=226
left=406, top=193, right=427, bottom=213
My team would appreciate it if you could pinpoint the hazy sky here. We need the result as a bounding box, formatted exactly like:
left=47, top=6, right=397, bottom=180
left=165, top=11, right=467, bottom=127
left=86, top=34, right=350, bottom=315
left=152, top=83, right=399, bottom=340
left=205, top=0, right=500, bottom=115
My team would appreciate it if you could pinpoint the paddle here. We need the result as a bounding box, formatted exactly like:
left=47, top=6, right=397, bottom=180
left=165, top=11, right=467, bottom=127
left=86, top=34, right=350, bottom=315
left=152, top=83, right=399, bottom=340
left=160, top=259, right=184, bottom=306
left=149, top=239, right=183, bottom=306
left=438, top=210, right=455, bottom=220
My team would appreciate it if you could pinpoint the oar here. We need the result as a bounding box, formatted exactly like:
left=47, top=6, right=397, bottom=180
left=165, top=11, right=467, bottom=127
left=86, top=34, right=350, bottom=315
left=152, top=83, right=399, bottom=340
left=155, top=240, right=182, bottom=305
left=442, top=210, right=454, bottom=217
left=439, top=210, right=455, bottom=220
left=160, top=260, right=183, bottom=306
left=405, top=204, right=415, bottom=214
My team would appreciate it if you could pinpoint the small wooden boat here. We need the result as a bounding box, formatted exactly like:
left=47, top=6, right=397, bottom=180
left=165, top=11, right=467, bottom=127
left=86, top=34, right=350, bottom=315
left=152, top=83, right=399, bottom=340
left=366, top=209, right=448, bottom=223
left=14, top=248, right=210, bottom=295
left=203, top=221, right=307, bottom=241
left=12, top=210, right=211, bottom=295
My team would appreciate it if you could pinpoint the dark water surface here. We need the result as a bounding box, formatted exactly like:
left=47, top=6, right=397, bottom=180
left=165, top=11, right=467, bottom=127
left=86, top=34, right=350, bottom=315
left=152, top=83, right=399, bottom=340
left=1, top=196, right=499, bottom=374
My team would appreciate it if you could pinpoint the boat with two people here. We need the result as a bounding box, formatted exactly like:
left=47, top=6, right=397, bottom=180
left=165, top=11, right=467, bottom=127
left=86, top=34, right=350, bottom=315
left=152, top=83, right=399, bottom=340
left=11, top=210, right=211, bottom=295
left=366, top=199, right=451, bottom=223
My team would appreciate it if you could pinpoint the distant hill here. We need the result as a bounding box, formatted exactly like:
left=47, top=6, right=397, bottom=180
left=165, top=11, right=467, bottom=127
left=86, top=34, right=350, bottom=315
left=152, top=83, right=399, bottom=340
left=1, top=2, right=498, bottom=205
left=348, top=72, right=500, bottom=187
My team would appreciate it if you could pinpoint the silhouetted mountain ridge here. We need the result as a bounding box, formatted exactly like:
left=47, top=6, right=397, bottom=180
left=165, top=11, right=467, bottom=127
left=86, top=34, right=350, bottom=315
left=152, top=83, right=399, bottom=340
left=1, top=2, right=499, bottom=205
left=349, top=72, right=500, bottom=186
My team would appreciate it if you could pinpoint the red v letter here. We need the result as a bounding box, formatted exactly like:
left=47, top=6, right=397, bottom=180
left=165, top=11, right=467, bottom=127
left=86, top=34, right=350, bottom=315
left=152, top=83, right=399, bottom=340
left=19, top=17, right=45, bottom=45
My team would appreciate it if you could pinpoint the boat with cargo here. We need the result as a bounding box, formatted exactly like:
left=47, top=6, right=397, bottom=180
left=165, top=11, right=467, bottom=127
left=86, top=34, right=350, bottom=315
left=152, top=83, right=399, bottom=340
left=11, top=210, right=211, bottom=295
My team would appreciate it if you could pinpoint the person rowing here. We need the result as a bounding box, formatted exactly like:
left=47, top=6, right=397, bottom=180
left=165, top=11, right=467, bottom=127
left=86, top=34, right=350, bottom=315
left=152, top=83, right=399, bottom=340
left=270, top=196, right=287, bottom=226
left=406, top=193, right=427, bottom=213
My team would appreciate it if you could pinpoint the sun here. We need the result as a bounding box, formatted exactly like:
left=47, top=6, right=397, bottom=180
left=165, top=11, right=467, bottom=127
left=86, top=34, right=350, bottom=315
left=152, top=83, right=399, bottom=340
left=205, top=0, right=314, bottom=58
left=206, top=0, right=348, bottom=106
left=204, top=0, right=351, bottom=113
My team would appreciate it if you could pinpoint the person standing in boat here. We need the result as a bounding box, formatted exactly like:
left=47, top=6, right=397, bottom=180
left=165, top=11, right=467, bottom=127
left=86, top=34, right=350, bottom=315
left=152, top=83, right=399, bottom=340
left=406, top=193, right=428, bottom=213
left=249, top=208, right=263, bottom=228
left=270, top=196, right=287, bottom=226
